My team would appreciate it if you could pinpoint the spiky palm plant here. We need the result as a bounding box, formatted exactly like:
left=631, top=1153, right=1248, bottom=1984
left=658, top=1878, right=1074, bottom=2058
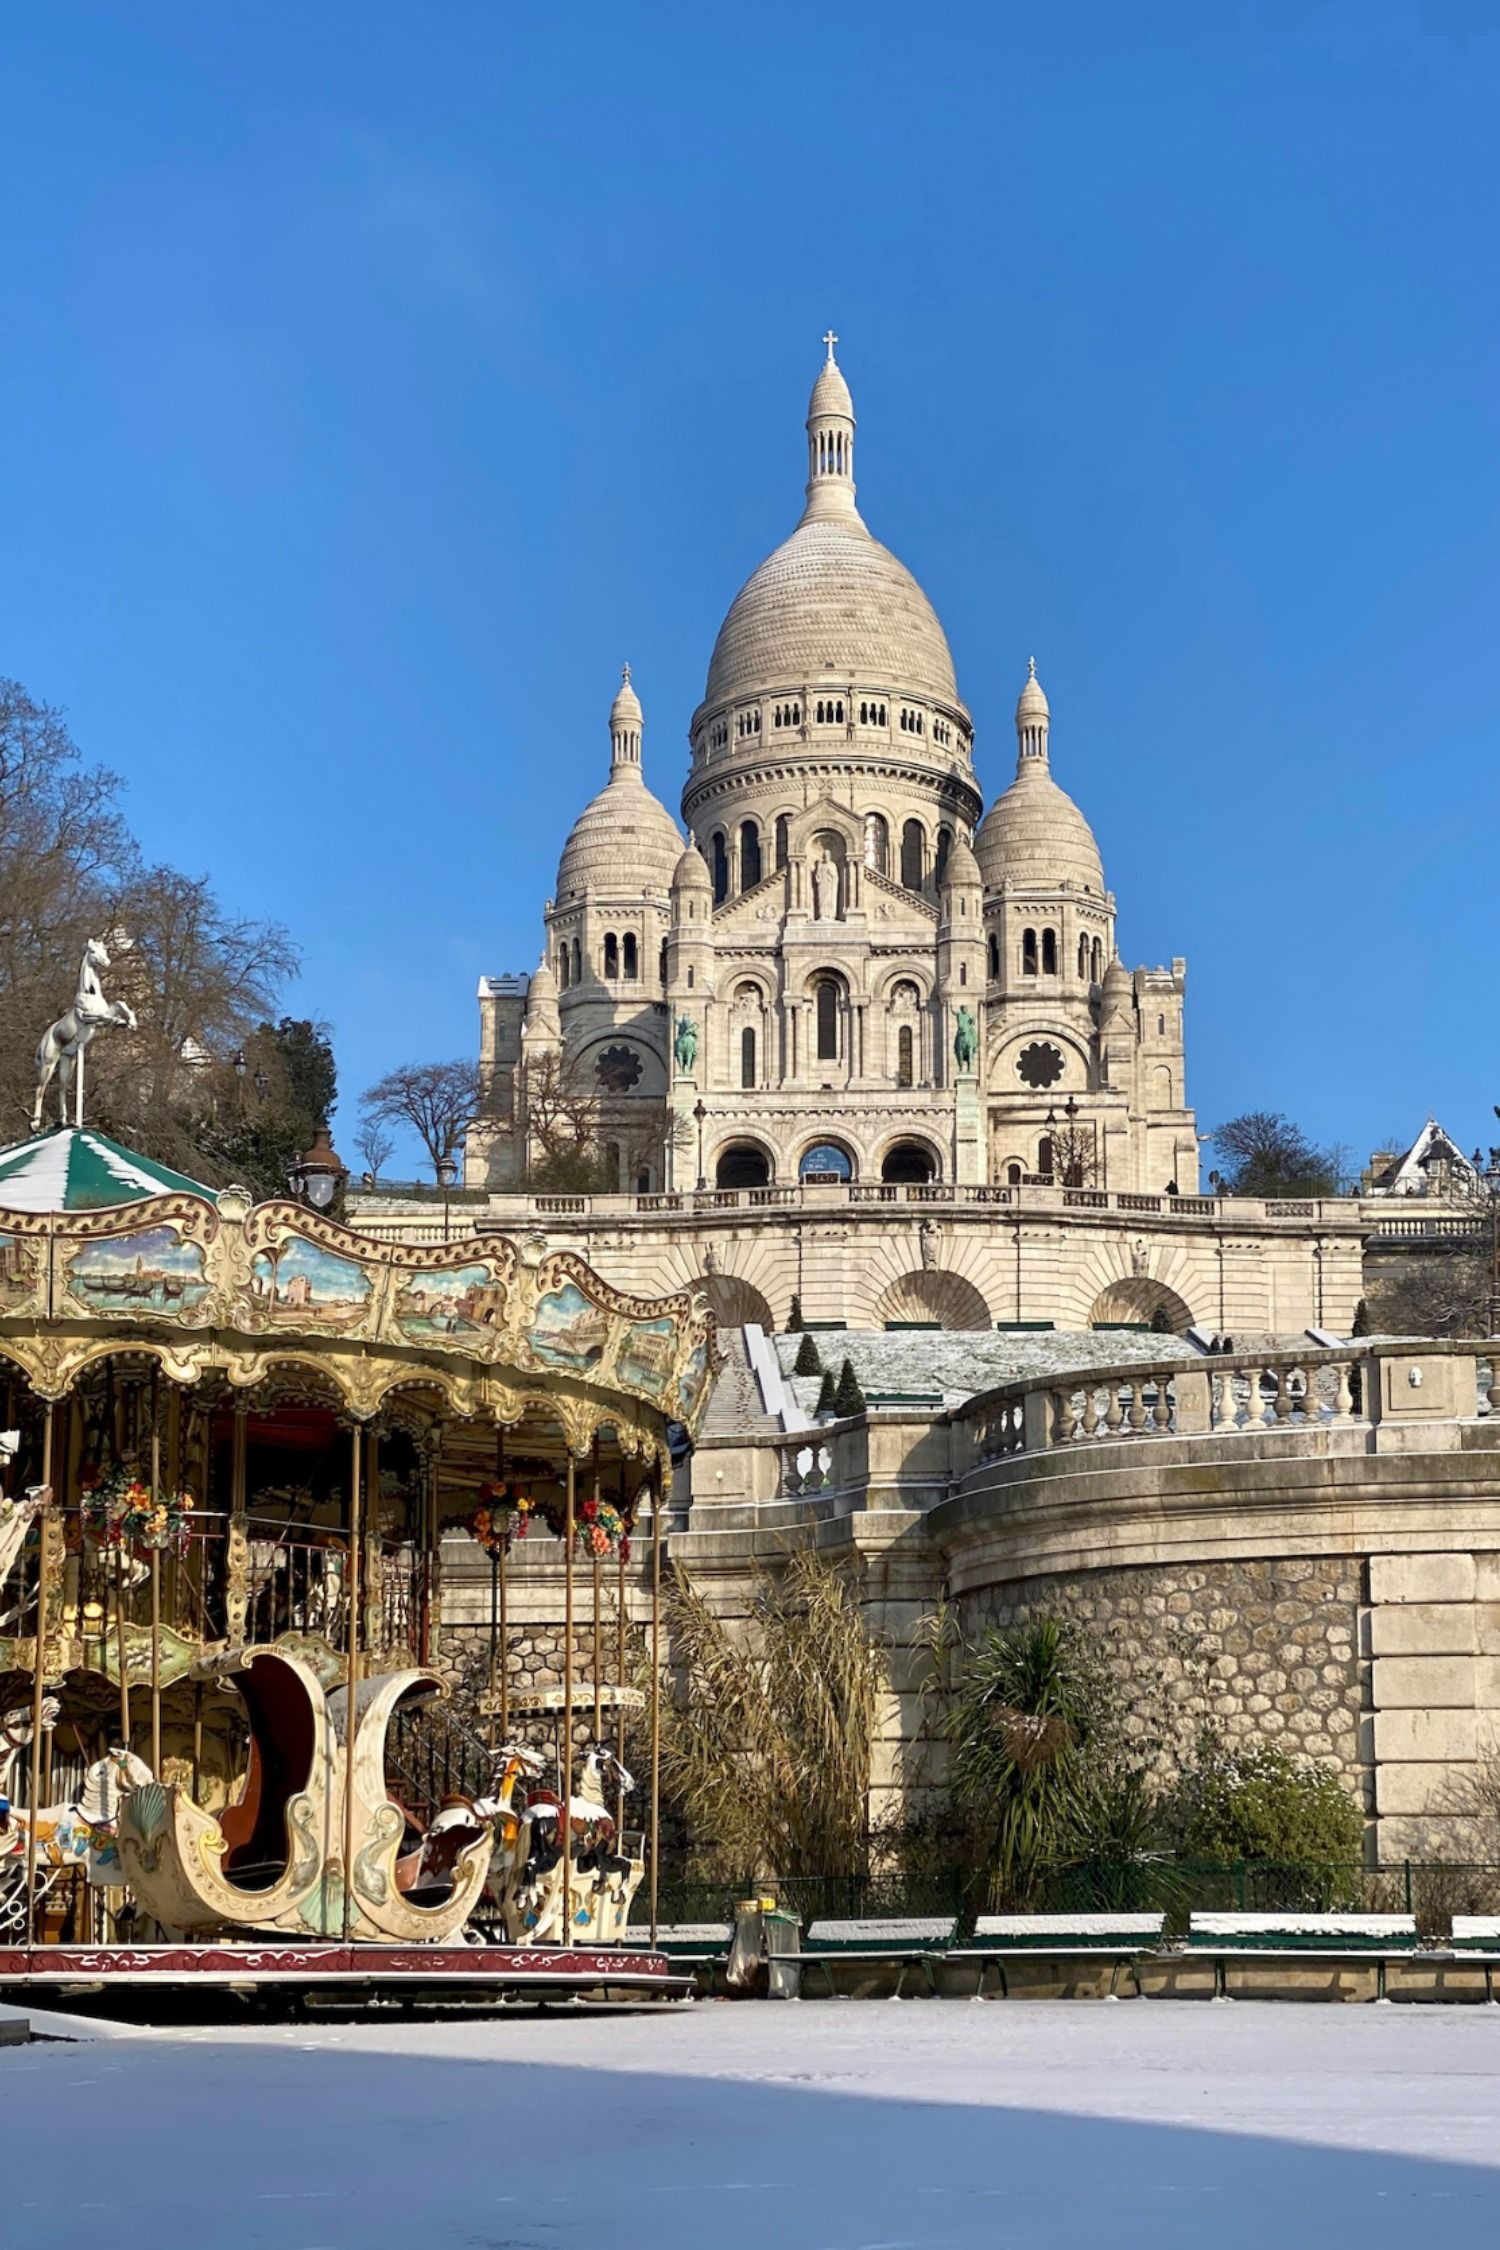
left=654, top=1551, right=883, bottom=1888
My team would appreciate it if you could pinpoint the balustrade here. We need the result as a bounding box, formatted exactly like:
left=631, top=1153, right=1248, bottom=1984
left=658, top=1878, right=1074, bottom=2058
left=777, top=1438, right=834, bottom=1496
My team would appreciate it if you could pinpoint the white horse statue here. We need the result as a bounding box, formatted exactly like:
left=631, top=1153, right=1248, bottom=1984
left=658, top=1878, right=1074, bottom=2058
left=0, top=1712, right=153, bottom=1936
left=507, top=1740, right=642, bottom=1945
left=33, top=937, right=138, bottom=1131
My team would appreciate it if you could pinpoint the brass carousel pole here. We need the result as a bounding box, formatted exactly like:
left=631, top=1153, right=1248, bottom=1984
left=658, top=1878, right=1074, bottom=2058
left=24, top=1404, right=56, bottom=1949
left=649, top=1457, right=662, bottom=1947
left=615, top=1462, right=628, bottom=1834
left=591, top=1437, right=603, bottom=1744
left=497, top=1445, right=509, bottom=1746
left=561, top=1451, right=575, bottom=1945
left=149, top=1370, right=162, bottom=1778
left=341, top=1422, right=363, bottom=1944
left=487, top=1431, right=504, bottom=1749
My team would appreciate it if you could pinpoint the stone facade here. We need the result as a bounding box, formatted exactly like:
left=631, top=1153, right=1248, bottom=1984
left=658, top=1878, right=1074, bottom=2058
left=960, top=1556, right=1367, bottom=1792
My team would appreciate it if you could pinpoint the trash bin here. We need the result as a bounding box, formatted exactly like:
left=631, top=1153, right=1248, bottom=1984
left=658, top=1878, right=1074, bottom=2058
left=726, top=1896, right=802, bottom=1997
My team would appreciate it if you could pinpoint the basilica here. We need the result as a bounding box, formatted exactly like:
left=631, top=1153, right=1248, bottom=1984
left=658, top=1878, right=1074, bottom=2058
left=468, top=341, right=1198, bottom=1202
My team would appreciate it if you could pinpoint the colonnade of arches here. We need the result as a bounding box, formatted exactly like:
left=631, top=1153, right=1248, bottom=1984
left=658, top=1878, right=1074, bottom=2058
left=711, top=1134, right=941, bottom=1191
left=705, top=809, right=957, bottom=906
left=985, top=926, right=1105, bottom=985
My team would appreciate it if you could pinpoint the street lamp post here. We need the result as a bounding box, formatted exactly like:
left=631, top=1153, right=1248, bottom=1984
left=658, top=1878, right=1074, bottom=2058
left=437, top=1154, right=457, bottom=1244
left=287, top=1123, right=349, bottom=1216
left=693, top=1100, right=707, bottom=1192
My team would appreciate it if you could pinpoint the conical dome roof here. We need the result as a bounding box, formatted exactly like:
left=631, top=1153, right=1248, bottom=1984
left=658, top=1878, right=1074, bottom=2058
left=702, top=344, right=961, bottom=715
left=0, top=1128, right=212, bottom=1213
left=975, top=763, right=1104, bottom=894
left=555, top=671, right=682, bottom=902
left=975, top=662, right=1105, bottom=895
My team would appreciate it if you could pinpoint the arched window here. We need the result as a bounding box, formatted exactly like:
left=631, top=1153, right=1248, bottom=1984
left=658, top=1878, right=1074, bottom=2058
left=603, top=932, right=619, bottom=979
left=717, top=1143, right=770, bottom=1189
left=988, top=933, right=1000, bottom=980
left=1022, top=928, right=1038, bottom=976
left=1007, top=1161, right=1022, bottom=1185
left=711, top=831, right=729, bottom=905
left=572, top=938, right=581, bottom=985
left=1092, top=939, right=1103, bottom=983
left=1078, top=935, right=1089, bottom=979
left=1042, top=928, right=1057, bottom=976
left=775, top=813, right=790, bottom=869
left=799, top=1141, right=853, bottom=1182
left=740, top=820, right=762, bottom=889
left=741, top=1025, right=756, bottom=1090
left=815, top=979, right=839, bottom=1060
left=1158, top=1013, right=1166, bottom=1036
left=658, top=939, right=668, bottom=983
left=687, top=966, right=695, bottom=988
left=1038, top=1135, right=1054, bottom=1180
left=636, top=1167, right=651, bottom=1193
left=935, top=826, right=952, bottom=887
left=558, top=947, right=569, bottom=989
left=604, top=1140, right=621, bottom=1185
left=622, top=933, right=638, bottom=979
left=864, top=811, right=889, bottom=875
left=882, top=1139, right=935, bottom=1183
left=900, top=819, right=925, bottom=891
left=897, top=1023, right=914, bottom=1088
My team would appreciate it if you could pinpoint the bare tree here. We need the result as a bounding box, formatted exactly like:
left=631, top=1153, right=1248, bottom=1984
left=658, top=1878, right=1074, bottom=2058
left=355, top=1116, right=395, bottom=1185
left=1210, top=1111, right=1340, bottom=1197
left=362, top=1060, right=480, bottom=1182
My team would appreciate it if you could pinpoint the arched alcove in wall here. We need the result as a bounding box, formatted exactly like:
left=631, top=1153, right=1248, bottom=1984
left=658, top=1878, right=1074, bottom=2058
left=715, top=1141, right=773, bottom=1190
left=1089, top=1278, right=1195, bottom=1331
left=697, top=1273, right=774, bottom=1332
left=874, top=1268, right=992, bottom=1330
left=880, top=1139, right=938, bottom=1183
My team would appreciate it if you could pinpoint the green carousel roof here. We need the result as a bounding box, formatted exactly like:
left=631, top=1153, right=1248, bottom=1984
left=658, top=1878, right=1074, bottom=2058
left=0, top=1128, right=213, bottom=1213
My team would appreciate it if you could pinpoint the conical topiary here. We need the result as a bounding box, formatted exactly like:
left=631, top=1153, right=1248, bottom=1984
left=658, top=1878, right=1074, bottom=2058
left=1351, top=1298, right=1370, bottom=1338
left=1149, top=1303, right=1175, bottom=1335
left=832, top=1356, right=865, bottom=1417
left=786, top=1293, right=805, bottom=1333
left=814, top=1369, right=837, bottom=1417
left=793, top=1333, right=823, bottom=1377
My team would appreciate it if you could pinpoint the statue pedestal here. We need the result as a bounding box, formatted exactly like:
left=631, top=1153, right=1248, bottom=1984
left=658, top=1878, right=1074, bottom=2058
left=666, top=1079, right=701, bottom=1193
left=954, top=1073, right=983, bottom=1185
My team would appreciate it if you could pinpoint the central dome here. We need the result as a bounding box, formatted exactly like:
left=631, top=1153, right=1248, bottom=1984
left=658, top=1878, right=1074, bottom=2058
left=701, top=343, right=961, bottom=717
left=705, top=517, right=959, bottom=711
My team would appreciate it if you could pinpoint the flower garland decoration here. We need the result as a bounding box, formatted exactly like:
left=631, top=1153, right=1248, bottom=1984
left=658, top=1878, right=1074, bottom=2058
left=81, top=1464, right=195, bottom=1557
left=576, top=1493, right=633, bottom=1562
left=468, top=1480, right=533, bottom=1556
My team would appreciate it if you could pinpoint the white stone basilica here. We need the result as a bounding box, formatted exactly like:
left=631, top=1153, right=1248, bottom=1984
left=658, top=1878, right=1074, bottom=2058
left=470, top=342, right=1199, bottom=1202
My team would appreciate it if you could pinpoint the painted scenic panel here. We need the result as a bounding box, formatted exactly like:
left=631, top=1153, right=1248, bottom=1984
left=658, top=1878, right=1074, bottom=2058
left=248, top=1236, right=372, bottom=1330
left=64, top=1226, right=211, bottom=1317
left=0, top=1232, right=37, bottom=1308
left=394, top=1262, right=507, bottom=1343
left=676, top=1340, right=711, bottom=1422
left=615, top=1314, right=676, bottom=1399
left=530, top=1280, right=611, bottom=1372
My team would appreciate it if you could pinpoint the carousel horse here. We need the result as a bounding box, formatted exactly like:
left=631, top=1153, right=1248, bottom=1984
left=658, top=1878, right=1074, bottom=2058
left=0, top=1737, right=155, bottom=1935
left=0, top=1697, right=61, bottom=1804
left=509, top=1742, right=643, bottom=1945
left=32, top=937, right=137, bottom=1131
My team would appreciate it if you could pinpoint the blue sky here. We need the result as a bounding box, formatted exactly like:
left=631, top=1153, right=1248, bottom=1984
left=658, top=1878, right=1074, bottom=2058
left=3, top=3, right=1497, bottom=1174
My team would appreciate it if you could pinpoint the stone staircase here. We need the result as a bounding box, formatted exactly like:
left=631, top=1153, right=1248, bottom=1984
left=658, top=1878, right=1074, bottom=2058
left=696, top=1328, right=782, bottom=1441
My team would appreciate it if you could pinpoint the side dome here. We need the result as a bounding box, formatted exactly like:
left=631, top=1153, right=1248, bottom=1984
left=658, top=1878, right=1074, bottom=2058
left=555, top=668, right=683, bottom=901
left=974, top=662, right=1106, bottom=895
left=702, top=340, right=961, bottom=714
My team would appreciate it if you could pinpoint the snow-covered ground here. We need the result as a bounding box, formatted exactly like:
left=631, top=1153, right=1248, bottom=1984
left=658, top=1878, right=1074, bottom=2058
left=7, top=1998, right=1500, bottom=2247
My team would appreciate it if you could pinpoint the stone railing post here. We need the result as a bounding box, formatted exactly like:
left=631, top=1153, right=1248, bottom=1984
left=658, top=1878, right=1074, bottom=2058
left=1172, top=1367, right=1212, bottom=1433
left=1021, top=1388, right=1052, bottom=1451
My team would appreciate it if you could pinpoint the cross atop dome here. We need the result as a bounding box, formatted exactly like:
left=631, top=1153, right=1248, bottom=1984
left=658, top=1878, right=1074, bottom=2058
left=804, top=335, right=857, bottom=523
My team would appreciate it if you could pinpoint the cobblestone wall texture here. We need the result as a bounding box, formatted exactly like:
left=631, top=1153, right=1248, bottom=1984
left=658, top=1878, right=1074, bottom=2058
left=959, top=1556, right=1369, bottom=1795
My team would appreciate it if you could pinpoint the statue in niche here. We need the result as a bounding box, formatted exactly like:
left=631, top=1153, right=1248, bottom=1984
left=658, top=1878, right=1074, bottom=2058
left=812, top=855, right=840, bottom=922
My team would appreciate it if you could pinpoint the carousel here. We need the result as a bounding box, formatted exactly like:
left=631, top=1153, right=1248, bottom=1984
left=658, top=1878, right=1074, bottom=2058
left=0, top=953, right=713, bottom=2008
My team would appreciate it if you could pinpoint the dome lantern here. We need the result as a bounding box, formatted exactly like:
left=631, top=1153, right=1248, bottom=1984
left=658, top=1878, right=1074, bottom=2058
left=609, top=663, right=643, bottom=770
left=803, top=330, right=858, bottom=526
left=1016, top=656, right=1050, bottom=764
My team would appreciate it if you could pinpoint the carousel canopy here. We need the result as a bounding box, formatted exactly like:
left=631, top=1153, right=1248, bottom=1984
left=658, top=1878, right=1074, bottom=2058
left=0, top=1127, right=213, bottom=1212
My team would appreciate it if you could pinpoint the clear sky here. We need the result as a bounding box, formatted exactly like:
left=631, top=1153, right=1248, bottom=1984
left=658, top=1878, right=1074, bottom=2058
left=3, top=3, right=1497, bottom=1175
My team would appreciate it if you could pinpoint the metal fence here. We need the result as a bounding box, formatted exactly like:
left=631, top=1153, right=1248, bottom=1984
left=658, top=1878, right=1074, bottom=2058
left=633, top=1858, right=1500, bottom=1936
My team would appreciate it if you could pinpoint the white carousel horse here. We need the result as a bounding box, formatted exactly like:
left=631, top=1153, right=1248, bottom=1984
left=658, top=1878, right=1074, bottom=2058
left=0, top=1738, right=153, bottom=1935
left=0, top=1482, right=50, bottom=1630
left=32, top=937, right=138, bottom=1130
left=509, top=1741, right=642, bottom=1944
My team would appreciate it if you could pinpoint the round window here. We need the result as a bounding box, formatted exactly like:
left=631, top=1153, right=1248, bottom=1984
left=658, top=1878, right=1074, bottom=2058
left=1015, top=1042, right=1065, bottom=1090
